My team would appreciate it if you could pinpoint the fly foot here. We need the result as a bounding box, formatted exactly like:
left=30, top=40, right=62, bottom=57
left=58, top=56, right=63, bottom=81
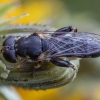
left=69, top=64, right=76, bottom=70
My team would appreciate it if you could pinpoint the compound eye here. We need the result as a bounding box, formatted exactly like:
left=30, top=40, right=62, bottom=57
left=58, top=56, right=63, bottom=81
left=3, top=37, right=15, bottom=46
left=3, top=50, right=17, bottom=63
left=2, top=37, right=17, bottom=63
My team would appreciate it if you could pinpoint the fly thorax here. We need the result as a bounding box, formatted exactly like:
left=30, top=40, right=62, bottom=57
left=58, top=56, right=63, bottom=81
left=15, top=35, right=49, bottom=61
left=41, top=39, right=49, bottom=52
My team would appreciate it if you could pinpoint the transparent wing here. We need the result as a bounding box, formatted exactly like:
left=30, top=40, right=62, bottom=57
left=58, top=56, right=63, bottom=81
left=38, top=32, right=100, bottom=60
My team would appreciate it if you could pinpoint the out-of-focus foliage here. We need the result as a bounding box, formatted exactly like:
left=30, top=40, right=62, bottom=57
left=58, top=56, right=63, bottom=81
left=0, top=1, right=19, bottom=21
left=1, top=0, right=100, bottom=100
left=5, top=0, right=65, bottom=25
left=63, top=0, right=100, bottom=22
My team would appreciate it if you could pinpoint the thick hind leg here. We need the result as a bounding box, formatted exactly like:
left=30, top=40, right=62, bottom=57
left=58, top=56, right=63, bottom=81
left=50, top=57, right=75, bottom=70
left=32, top=26, right=78, bottom=38
left=52, top=26, right=77, bottom=37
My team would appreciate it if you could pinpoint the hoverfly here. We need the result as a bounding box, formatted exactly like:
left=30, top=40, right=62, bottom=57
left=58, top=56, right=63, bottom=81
left=1, top=26, right=100, bottom=70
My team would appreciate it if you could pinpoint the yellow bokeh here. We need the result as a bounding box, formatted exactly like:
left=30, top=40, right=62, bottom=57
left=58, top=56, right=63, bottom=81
left=0, top=0, right=12, bottom=3
left=16, top=88, right=60, bottom=100
left=4, top=0, right=65, bottom=24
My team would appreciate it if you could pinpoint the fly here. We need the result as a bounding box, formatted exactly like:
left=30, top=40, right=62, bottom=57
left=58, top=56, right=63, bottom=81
left=0, top=26, right=100, bottom=71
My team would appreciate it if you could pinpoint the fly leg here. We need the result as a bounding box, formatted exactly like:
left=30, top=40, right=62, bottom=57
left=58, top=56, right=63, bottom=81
left=32, top=61, right=42, bottom=78
left=32, top=26, right=77, bottom=38
left=32, top=29, right=42, bottom=36
left=34, top=61, right=42, bottom=69
left=50, top=57, right=75, bottom=70
left=17, top=59, right=28, bottom=71
left=32, top=29, right=47, bottom=38
left=52, top=26, right=77, bottom=37
left=55, top=26, right=77, bottom=32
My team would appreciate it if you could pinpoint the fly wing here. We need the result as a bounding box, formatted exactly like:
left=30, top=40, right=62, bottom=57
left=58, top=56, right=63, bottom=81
left=42, top=32, right=100, bottom=59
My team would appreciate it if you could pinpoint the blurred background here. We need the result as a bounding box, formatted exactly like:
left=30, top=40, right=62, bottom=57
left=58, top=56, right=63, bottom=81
left=1, top=0, right=100, bottom=100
